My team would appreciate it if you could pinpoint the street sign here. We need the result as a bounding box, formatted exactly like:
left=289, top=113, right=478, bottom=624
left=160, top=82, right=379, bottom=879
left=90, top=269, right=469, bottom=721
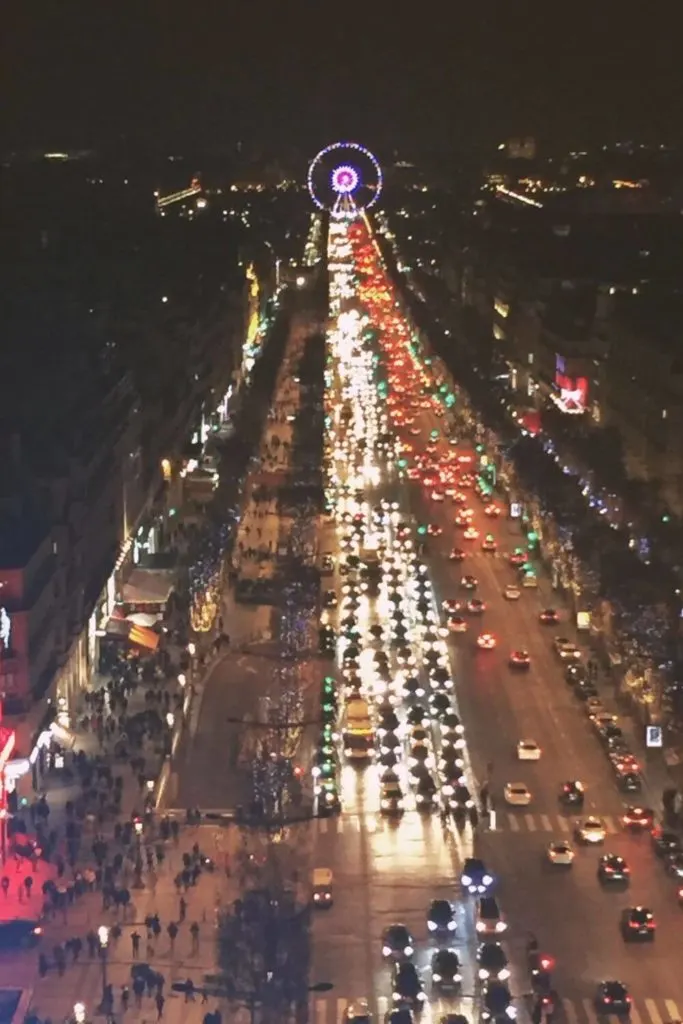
left=646, top=726, right=663, bottom=748
left=510, top=502, right=521, bottom=519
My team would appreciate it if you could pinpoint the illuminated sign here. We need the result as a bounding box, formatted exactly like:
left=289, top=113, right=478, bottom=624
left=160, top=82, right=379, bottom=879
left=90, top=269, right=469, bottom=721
left=0, top=609, right=10, bottom=652
left=553, top=369, right=588, bottom=414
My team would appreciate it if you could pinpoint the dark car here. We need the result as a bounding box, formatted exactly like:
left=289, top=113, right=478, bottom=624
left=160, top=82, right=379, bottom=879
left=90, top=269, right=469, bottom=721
left=415, top=775, right=437, bottom=810
left=461, top=857, right=494, bottom=895
left=481, top=982, right=514, bottom=1022
left=651, top=828, right=682, bottom=858
left=378, top=711, right=400, bottom=734
left=622, top=805, right=655, bottom=829
left=620, top=906, right=655, bottom=941
left=406, top=705, right=427, bottom=726
left=477, top=942, right=510, bottom=982
left=382, top=925, right=414, bottom=959
left=431, top=949, right=462, bottom=990
left=427, top=899, right=456, bottom=935
left=595, top=981, right=631, bottom=1015
left=386, top=1011, right=415, bottom=1024
left=0, top=920, right=42, bottom=950
left=429, top=693, right=452, bottom=719
left=392, top=962, right=426, bottom=1008
left=597, top=854, right=630, bottom=884
left=403, top=678, right=426, bottom=701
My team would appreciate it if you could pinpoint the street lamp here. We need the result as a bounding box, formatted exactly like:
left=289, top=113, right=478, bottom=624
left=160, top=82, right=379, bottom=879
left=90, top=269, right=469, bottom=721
left=98, top=925, right=109, bottom=999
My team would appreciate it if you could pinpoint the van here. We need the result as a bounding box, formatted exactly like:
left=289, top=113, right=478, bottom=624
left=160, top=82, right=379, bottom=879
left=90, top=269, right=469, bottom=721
left=475, top=896, right=506, bottom=935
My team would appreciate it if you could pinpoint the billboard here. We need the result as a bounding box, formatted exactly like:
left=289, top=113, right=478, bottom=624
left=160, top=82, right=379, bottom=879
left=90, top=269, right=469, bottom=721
left=553, top=357, right=588, bottom=414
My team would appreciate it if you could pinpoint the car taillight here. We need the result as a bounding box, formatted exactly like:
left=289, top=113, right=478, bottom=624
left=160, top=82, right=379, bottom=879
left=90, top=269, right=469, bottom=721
left=647, top=921, right=655, bottom=928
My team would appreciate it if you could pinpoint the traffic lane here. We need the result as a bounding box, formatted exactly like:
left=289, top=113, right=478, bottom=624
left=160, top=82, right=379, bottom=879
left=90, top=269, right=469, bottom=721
left=417, top=494, right=618, bottom=809
left=420, top=489, right=633, bottom=818
left=173, top=650, right=279, bottom=810
left=480, top=826, right=683, bottom=1001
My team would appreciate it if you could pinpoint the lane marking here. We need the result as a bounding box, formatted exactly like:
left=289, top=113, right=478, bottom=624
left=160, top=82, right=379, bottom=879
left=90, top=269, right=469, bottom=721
left=508, top=814, right=520, bottom=832
left=603, top=815, right=618, bottom=833
left=630, top=1005, right=644, bottom=1024
left=562, top=998, right=581, bottom=1024
left=556, top=816, right=570, bottom=832
left=665, top=1002, right=680, bottom=1023
left=582, top=997, right=600, bottom=1024
left=524, top=814, right=536, bottom=831
left=540, top=814, right=552, bottom=831
left=645, top=1000, right=662, bottom=1024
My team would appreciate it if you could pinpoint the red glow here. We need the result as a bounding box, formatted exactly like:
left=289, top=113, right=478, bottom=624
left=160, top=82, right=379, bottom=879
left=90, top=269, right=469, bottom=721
left=554, top=373, right=588, bottom=414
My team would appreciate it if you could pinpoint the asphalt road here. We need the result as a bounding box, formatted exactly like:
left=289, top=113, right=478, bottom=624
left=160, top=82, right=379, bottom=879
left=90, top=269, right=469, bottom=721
left=309, top=222, right=683, bottom=1024
left=405, top=402, right=683, bottom=1011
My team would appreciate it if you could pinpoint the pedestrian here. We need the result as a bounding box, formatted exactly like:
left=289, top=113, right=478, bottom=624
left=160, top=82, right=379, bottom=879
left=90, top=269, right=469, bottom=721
left=190, top=921, right=199, bottom=951
left=185, top=979, right=195, bottom=1002
left=131, top=931, right=141, bottom=958
left=156, top=993, right=165, bottom=1018
left=179, top=896, right=187, bottom=921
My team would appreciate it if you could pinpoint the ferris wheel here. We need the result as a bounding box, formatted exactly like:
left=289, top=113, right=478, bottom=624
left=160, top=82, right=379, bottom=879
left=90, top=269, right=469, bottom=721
left=307, top=141, right=383, bottom=219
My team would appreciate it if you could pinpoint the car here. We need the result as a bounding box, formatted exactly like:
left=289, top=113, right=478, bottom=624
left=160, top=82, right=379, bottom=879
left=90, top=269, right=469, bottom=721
left=546, top=841, right=574, bottom=866
left=559, top=780, right=585, bottom=807
left=484, top=504, right=502, bottom=517
left=481, top=981, right=516, bottom=1021
left=322, top=590, right=338, bottom=609
left=408, top=745, right=433, bottom=771
left=503, top=585, right=521, bottom=600
left=461, top=857, right=494, bottom=895
left=442, top=598, right=464, bottom=614
left=504, top=782, right=531, bottom=806
left=667, top=853, right=683, bottom=879
left=378, top=710, right=400, bottom=734
left=509, top=650, right=530, bottom=669
left=380, top=777, right=405, bottom=817
left=575, top=816, right=606, bottom=843
left=402, top=677, right=426, bottom=700
left=539, top=608, right=560, bottom=624
left=382, top=924, right=414, bottom=959
left=620, top=906, right=655, bottom=941
left=651, top=828, right=683, bottom=858
left=594, top=981, right=631, bottom=1015
left=406, top=705, right=427, bottom=726
left=467, top=598, right=486, bottom=614
left=429, top=692, right=452, bottom=719
left=597, top=854, right=630, bottom=883
left=475, top=896, right=506, bottom=935
left=344, top=1001, right=372, bottom=1024
left=431, top=949, right=462, bottom=990
left=481, top=536, right=497, bottom=553
left=461, top=574, right=478, bottom=590
left=427, top=899, right=456, bottom=934
left=415, top=775, right=437, bottom=810
left=0, top=919, right=42, bottom=950
left=622, top=805, right=654, bottom=829
left=616, top=769, right=642, bottom=793
left=555, top=639, right=581, bottom=661
left=508, top=551, right=527, bottom=567
left=448, top=616, right=468, bottom=633
left=392, top=962, right=426, bottom=1007
left=380, top=733, right=402, bottom=756
left=409, top=725, right=430, bottom=748
left=447, top=784, right=475, bottom=811
left=449, top=548, right=466, bottom=562
left=463, top=526, right=479, bottom=540
left=427, top=524, right=442, bottom=536
left=565, top=664, right=587, bottom=685
left=477, top=632, right=497, bottom=650
left=516, top=739, right=541, bottom=761
left=477, top=942, right=510, bottom=982
left=385, top=1012, right=414, bottom=1024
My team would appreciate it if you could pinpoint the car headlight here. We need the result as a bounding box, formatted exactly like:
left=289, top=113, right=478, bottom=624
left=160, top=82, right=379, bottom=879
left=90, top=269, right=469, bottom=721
left=432, top=973, right=442, bottom=982
left=427, top=921, right=437, bottom=931
left=476, top=922, right=485, bottom=932
left=381, top=800, right=391, bottom=809
left=495, top=922, right=507, bottom=932
left=505, top=1008, right=517, bottom=1019
left=417, top=795, right=425, bottom=803
left=312, top=767, right=321, bottom=777
left=404, top=946, right=413, bottom=955
left=382, top=946, right=391, bottom=956
left=478, top=969, right=489, bottom=980
left=483, top=874, right=493, bottom=885
left=417, top=993, right=427, bottom=1001
left=499, top=969, right=510, bottom=981
left=447, top=921, right=456, bottom=930
left=313, top=893, right=321, bottom=901
left=461, top=875, right=471, bottom=886
left=392, top=993, right=401, bottom=1002
left=442, top=784, right=454, bottom=796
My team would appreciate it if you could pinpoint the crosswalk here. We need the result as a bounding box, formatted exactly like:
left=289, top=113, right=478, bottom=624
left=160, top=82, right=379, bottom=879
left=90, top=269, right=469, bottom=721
left=317, top=812, right=625, bottom=837
left=496, top=812, right=622, bottom=835
left=308, top=995, right=682, bottom=1024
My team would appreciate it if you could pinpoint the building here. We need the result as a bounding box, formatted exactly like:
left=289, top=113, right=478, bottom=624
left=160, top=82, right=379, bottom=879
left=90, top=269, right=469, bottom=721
left=0, top=156, right=248, bottom=722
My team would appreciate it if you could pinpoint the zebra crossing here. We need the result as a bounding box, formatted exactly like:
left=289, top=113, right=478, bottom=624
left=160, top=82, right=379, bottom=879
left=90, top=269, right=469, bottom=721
left=497, top=812, right=622, bottom=835
left=317, top=812, right=625, bottom=837
left=308, top=995, right=682, bottom=1024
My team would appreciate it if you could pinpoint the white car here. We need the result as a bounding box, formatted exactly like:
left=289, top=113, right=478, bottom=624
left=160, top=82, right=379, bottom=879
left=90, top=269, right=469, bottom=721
left=504, top=782, right=532, bottom=806
left=547, top=841, right=575, bottom=866
left=575, top=816, right=606, bottom=843
left=504, top=585, right=521, bottom=600
left=517, top=740, right=541, bottom=761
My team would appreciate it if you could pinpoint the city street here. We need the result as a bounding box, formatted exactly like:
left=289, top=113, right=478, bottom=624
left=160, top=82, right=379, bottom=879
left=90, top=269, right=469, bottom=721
left=306, top=217, right=683, bottom=1024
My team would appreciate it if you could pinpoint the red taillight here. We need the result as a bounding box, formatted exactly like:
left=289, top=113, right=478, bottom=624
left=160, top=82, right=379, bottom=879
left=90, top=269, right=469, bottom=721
left=540, top=956, right=554, bottom=970
left=647, top=921, right=655, bottom=929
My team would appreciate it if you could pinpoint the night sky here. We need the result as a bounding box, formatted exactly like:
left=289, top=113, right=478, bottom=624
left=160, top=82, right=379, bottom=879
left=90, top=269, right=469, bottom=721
left=5, top=3, right=679, bottom=157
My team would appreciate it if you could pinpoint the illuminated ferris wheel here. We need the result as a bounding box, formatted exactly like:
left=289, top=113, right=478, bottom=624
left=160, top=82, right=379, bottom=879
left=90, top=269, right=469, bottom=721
left=307, top=141, right=383, bottom=219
